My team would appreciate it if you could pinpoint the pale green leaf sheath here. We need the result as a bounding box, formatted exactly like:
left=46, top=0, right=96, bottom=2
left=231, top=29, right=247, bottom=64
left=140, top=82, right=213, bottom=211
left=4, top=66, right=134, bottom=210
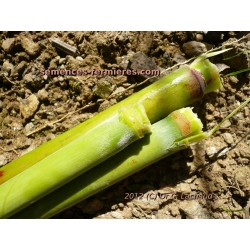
left=13, top=108, right=205, bottom=218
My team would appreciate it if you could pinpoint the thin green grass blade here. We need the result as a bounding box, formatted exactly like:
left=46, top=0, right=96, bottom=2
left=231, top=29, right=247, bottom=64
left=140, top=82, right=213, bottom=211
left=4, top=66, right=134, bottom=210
left=223, top=51, right=245, bottom=61
left=225, top=68, right=250, bottom=76
left=204, top=48, right=233, bottom=58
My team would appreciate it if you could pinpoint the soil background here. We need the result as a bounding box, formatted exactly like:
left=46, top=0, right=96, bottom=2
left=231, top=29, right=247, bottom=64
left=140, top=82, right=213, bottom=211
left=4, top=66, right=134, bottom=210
left=0, top=31, right=249, bottom=219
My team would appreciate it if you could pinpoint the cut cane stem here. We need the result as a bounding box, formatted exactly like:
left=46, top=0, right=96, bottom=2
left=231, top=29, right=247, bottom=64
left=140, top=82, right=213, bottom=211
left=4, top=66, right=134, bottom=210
left=11, top=108, right=205, bottom=218
left=0, top=58, right=222, bottom=218
left=0, top=104, right=151, bottom=218
left=0, top=57, right=221, bottom=185
left=13, top=97, right=250, bottom=219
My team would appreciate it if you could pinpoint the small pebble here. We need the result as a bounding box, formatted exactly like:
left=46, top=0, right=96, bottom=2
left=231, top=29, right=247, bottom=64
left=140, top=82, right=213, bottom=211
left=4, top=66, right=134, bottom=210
left=12, top=122, right=23, bottom=131
left=172, top=53, right=186, bottom=64
left=20, top=36, right=40, bottom=56
left=24, top=122, right=34, bottom=134
left=37, top=89, right=49, bottom=101
left=1, top=38, right=16, bottom=53
left=229, top=76, right=239, bottom=84
left=217, top=159, right=227, bottom=168
left=98, top=100, right=112, bottom=112
left=176, top=183, right=192, bottom=193
left=129, top=52, right=161, bottom=80
left=76, top=56, right=84, bottom=61
left=222, top=132, right=234, bottom=145
left=220, top=119, right=231, bottom=129
left=118, top=203, right=124, bottom=208
left=196, top=34, right=204, bottom=42
left=111, top=211, right=124, bottom=219
left=58, top=58, right=66, bottom=65
left=23, top=73, right=33, bottom=84
left=218, top=97, right=226, bottom=106
left=0, top=155, right=8, bottom=166
left=56, top=107, right=66, bottom=114
left=93, top=79, right=113, bottom=99
left=19, top=94, right=40, bottom=119
left=58, top=76, right=64, bottom=82
left=14, top=61, right=27, bottom=75
left=206, top=114, right=214, bottom=121
left=206, top=146, right=217, bottom=158
left=244, top=107, right=249, bottom=117
left=179, top=200, right=211, bottom=219
left=2, top=61, right=14, bottom=74
left=182, top=41, right=207, bottom=57
left=111, top=204, right=118, bottom=210
left=49, top=58, right=58, bottom=69
left=239, top=147, right=250, bottom=159
left=112, top=87, right=126, bottom=99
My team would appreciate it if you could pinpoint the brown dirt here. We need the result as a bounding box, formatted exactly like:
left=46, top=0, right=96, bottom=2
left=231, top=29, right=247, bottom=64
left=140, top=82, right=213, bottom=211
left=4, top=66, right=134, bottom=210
left=0, top=31, right=249, bottom=219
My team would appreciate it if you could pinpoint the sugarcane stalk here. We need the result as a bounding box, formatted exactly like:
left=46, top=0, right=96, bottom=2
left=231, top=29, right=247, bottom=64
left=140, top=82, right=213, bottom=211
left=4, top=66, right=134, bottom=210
left=13, top=98, right=250, bottom=218
left=0, top=104, right=152, bottom=218
left=0, top=57, right=221, bottom=185
left=11, top=107, right=206, bottom=218
left=0, top=57, right=221, bottom=218
left=12, top=97, right=250, bottom=219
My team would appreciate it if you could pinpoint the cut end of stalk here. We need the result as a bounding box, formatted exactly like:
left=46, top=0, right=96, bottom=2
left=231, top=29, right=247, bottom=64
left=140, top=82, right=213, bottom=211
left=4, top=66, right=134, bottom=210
left=119, top=104, right=151, bottom=139
left=169, top=108, right=203, bottom=138
left=188, top=67, right=206, bottom=99
left=190, top=56, right=222, bottom=94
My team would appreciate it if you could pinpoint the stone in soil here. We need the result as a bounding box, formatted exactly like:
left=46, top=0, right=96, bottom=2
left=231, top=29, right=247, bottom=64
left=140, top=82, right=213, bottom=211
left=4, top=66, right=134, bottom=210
left=182, top=41, right=207, bottom=57
left=37, top=89, right=49, bottom=101
left=172, top=53, right=186, bottom=64
left=129, top=52, right=161, bottom=80
left=229, top=76, right=239, bottom=84
left=206, top=146, right=218, bottom=158
left=235, top=167, right=250, bottom=193
left=93, top=79, right=113, bottom=99
left=1, top=38, right=16, bottom=53
left=179, top=200, right=211, bottom=218
left=24, top=122, right=34, bottom=134
left=176, top=183, right=192, bottom=193
left=20, top=36, right=41, bottom=56
left=133, top=198, right=160, bottom=213
left=13, top=61, right=28, bottom=76
left=23, top=72, right=46, bottom=90
left=239, top=147, right=250, bottom=159
left=19, top=94, right=40, bottom=119
left=135, top=32, right=153, bottom=54
left=1, top=60, right=14, bottom=75
left=220, top=119, right=231, bottom=129
left=110, top=211, right=124, bottom=219
left=0, top=155, right=8, bottom=166
left=222, top=133, right=234, bottom=145
left=98, top=100, right=114, bottom=112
